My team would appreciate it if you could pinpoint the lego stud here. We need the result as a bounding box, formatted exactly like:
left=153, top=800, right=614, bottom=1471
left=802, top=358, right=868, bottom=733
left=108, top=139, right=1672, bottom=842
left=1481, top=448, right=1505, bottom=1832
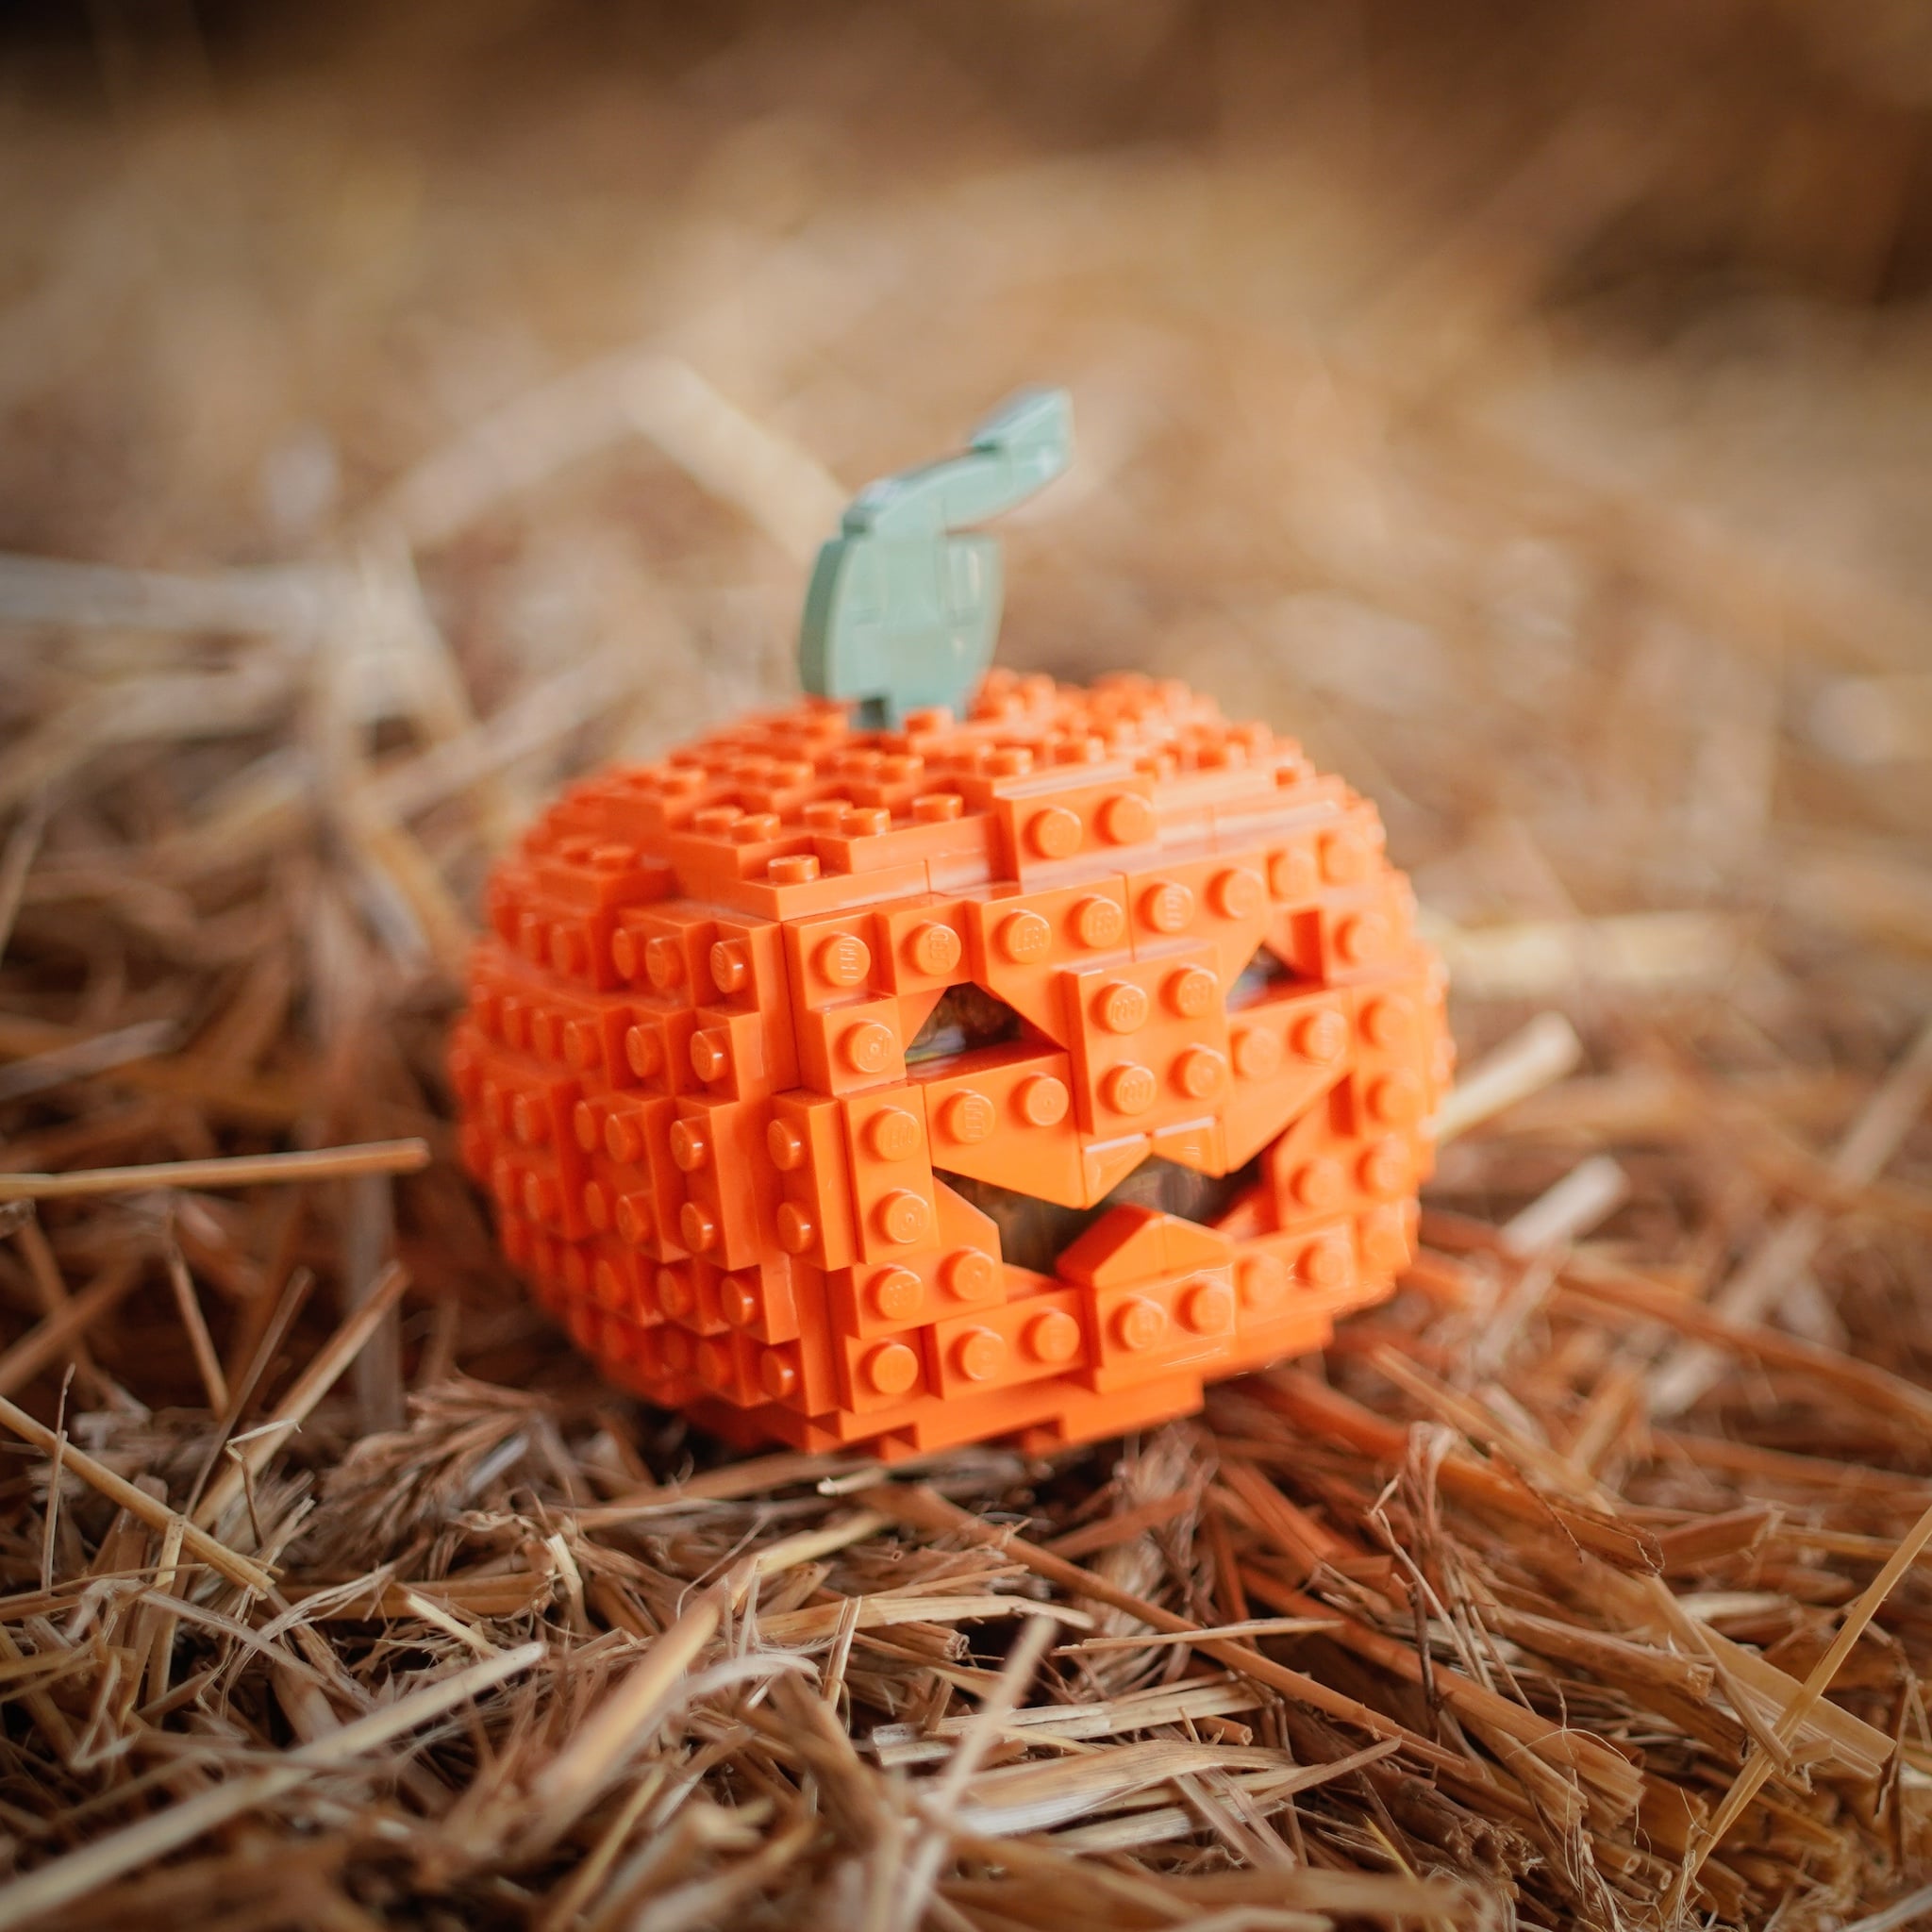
left=1368, top=1071, right=1425, bottom=1125
left=605, top=1113, right=645, bottom=1164
left=952, top=1327, right=1008, bottom=1383
left=1293, top=1010, right=1348, bottom=1066
left=911, top=791, right=964, bottom=823
left=1179, top=1279, right=1233, bottom=1334
left=709, top=939, right=751, bottom=994
left=691, top=1028, right=732, bottom=1084
left=875, top=1189, right=930, bottom=1245
left=1337, top=911, right=1390, bottom=965
left=998, top=909, right=1052, bottom=963
left=1140, top=881, right=1194, bottom=935
left=1360, top=1139, right=1410, bottom=1196
left=1320, top=830, right=1368, bottom=884
left=625, top=1025, right=662, bottom=1081
left=1232, top=1025, right=1283, bottom=1080
left=1073, top=895, right=1124, bottom=949
left=863, top=1341, right=920, bottom=1397
left=868, top=1268, right=923, bottom=1322
left=1028, top=806, right=1083, bottom=858
left=563, top=1020, right=601, bottom=1070
left=866, top=1108, right=924, bottom=1161
left=816, top=932, right=871, bottom=989
left=1111, top=1296, right=1167, bottom=1353
left=841, top=1020, right=897, bottom=1075
left=592, top=1257, right=625, bottom=1308
left=511, top=1094, right=548, bottom=1145
left=721, top=1274, right=759, bottom=1326
left=768, top=855, right=820, bottom=885
left=1165, top=966, right=1218, bottom=1018
left=941, top=1090, right=996, bottom=1143
left=1304, top=1237, right=1351, bottom=1288
left=1362, top=995, right=1414, bottom=1050
left=499, top=996, right=527, bottom=1048
left=775, top=1203, right=816, bottom=1254
left=1016, top=1074, right=1070, bottom=1126
left=657, top=1265, right=695, bottom=1319
left=1210, top=867, right=1264, bottom=920
left=531, top=1010, right=560, bottom=1059
left=1104, top=1063, right=1158, bottom=1116
left=1175, top=1047, right=1227, bottom=1100
left=759, top=1348, right=800, bottom=1401
left=1268, top=846, right=1317, bottom=900
left=766, top=1120, right=806, bottom=1170
left=1024, top=1307, right=1082, bottom=1364
left=942, top=1248, right=999, bottom=1302
left=1098, top=791, right=1156, bottom=845
left=842, top=806, right=892, bottom=838
left=669, top=1120, right=708, bottom=1172
left=1238, top=1252, right=1289, bottom=1312
left=905, top=921, right=962, bottom=977
left=679, top=1202, right=719, bottom=1252
left=696, top=1338, right=735, bottom=1388
left=1094, top=981, right=1149, bottom=1034
left=552, top=925, right=589, bottom=975
left=581, top=1181, right=610, bottom=1231
left=615, top=1192, right=653, bottom=1246
left=644, top=935, right=686, bottom=991
left=1290, top=1158, right=1344, bottom=1209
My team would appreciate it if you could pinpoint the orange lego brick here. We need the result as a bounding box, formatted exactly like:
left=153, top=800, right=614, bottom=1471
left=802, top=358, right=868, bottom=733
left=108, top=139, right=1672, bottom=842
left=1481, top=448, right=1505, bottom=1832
left=456, top=389, right=1450, bottom=1459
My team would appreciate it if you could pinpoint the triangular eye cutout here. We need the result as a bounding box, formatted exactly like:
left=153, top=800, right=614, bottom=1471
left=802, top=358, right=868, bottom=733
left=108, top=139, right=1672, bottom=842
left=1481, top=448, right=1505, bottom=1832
left=905, top=983, right=1024, bottom=1064
left=1227, top=942, right=1298, bottom=1010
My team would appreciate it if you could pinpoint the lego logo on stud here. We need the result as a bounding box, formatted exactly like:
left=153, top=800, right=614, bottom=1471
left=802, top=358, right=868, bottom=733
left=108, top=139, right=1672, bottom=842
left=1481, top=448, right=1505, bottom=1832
left=868, top=1268, right=922, bottom=1321
left=1112, top=1296, right=1167, bottom=1352
left=1175, top=1047, right=1227, bottom=1100
left=1073, top=895, right=1124, bottom=949
left=708, top=939, right=751, bottom=994
left=1337, top=912, right=1390, bottom=964
left=1093, top=981, right=1148, bottom=1033
left=1016, top=1074, right=1070, bottom=1126
left=1104, top=1064, right=1158, bottom=1115
left=998, top=910, right=1051, bottom=962
left=841, top=1021, right=897, bottom=1074
left=1140, top=880, right=1194, bottom=934
left=942, top=1249, right=999, bottom=1301
left=816, top=933, right=871, bottom=989
left=1024, top=1308, right=1082, bottom=1364
left=1027, top=806, right=1083, bottom=858
left=953, top=1327, right=1007, bottom=1382
left=644, top=936, right=685, bottom=991
left=866, top=1108, right=923, bottom=1161
left=1098, top=791, right=1156, bottom=845
left=1165, top=966, right=1218, bottom=1018
left=691, top=1028, right=731, bottom=1083
left=863, top=1341, right=920, bottom=1396
left=625, top=1025, right=662, bottom=1080
left=1293, top=1010, right=1348, bottom=1064
left=1210, top=867, right=1264, bottom=920
left=941, top=1091, right=996, bottom=1143
left=905, top=921, right=962, bottom=976
left=874, top=1190, right=930, bottom=1245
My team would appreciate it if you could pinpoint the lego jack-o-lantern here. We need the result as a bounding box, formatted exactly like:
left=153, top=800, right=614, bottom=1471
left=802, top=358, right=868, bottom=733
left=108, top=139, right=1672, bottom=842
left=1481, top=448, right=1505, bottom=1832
left=451, top=391, right=1451, bottom=1458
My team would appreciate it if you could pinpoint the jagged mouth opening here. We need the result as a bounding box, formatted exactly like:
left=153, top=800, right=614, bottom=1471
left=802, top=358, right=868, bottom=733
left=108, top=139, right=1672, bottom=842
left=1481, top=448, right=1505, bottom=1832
left=940, top=1157, right=1259, bottom=1275
left=907, top=981, right=1260, bottom=1273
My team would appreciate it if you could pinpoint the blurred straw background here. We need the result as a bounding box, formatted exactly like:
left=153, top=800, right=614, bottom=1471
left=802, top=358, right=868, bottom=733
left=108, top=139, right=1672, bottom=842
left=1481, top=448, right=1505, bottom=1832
left=2, top=3, right=1931, bottom=1925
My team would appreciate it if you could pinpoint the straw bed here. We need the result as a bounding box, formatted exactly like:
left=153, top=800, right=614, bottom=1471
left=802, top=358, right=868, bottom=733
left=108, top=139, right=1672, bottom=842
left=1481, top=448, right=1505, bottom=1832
left=2, top=6, right=1931, bottom=1925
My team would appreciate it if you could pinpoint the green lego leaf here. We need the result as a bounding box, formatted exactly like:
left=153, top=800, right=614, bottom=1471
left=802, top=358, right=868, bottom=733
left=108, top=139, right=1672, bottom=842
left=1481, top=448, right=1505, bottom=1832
left=798, top=387, right=1072, bottom=728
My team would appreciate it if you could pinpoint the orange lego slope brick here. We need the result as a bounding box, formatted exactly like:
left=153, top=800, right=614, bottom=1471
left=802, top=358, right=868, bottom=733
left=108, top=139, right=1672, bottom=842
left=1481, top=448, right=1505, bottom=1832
left=452, top=669, right=1452, bottom=1457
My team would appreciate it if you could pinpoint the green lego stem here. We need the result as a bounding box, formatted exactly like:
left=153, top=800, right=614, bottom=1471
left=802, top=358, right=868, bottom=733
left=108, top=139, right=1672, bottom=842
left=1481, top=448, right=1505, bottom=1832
left=798, top=387, right=1072, bottom=728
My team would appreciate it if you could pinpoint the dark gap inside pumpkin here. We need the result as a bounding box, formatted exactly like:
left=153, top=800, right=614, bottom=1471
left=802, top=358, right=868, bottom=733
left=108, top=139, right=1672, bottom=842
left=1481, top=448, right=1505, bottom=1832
left=1226, top=942, right=1299, bottom=1009
left=905, top=982, right=1026, bottom=1063
left=941, top=1155, right=1262, bottom=1277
